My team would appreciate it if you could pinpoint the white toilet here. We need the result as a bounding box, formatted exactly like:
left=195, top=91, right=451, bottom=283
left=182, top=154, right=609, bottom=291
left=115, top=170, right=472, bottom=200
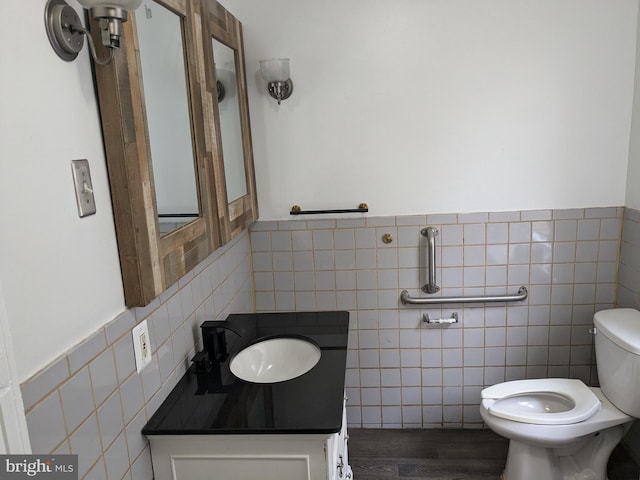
left=480, top=308, right=640, bottom=480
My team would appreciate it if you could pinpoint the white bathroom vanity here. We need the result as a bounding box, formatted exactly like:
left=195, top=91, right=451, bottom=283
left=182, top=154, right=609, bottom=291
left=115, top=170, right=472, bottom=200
left=143, top=312, right=352, bottom=480
left=147, top=399, right=350, bottom=480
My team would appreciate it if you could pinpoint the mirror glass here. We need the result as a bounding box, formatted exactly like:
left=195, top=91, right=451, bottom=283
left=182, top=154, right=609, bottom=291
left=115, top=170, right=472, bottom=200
left=137, top=1, right=200, bottom=234
left=212, top=39, right=248, bottom=202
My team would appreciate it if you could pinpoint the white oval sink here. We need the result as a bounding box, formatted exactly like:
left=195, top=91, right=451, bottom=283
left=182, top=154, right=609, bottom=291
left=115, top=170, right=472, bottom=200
left=230, top=337, right=321, bottom=383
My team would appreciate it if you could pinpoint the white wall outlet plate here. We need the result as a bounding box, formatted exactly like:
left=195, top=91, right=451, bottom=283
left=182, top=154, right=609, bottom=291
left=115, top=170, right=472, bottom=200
left=132, top=320, right=152, bottom=373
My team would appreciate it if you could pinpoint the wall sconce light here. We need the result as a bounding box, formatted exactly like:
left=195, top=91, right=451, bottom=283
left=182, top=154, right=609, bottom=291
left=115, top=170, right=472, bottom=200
left=44, top=0, right=142, bottom=65
left=259, top=58, right=293, bottom=105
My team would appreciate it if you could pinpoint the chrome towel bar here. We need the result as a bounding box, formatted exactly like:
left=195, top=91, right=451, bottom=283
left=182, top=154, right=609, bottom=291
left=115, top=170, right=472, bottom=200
left=400, top=286, right=528, bottom=306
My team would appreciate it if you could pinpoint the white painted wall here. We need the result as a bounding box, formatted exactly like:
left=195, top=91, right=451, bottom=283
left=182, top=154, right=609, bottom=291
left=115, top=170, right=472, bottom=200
left=224, top=0, right=638, bottom=219
left=0, top=1, right=126, bottom=381
left=1, top=0, right=639, bottom=384
left=627, top=3, right=640, bottom=210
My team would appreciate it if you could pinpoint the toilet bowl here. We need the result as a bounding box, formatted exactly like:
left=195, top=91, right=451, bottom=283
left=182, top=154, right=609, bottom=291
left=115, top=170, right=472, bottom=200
left=480, top=308, right=640, bottom=480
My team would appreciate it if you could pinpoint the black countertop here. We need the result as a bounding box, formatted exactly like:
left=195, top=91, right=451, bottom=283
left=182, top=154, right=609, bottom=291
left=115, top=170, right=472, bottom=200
left=142, top=311, right=350, bottom=435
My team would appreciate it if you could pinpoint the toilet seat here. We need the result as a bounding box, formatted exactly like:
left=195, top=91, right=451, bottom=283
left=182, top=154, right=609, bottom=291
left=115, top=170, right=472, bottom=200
left=481, top=379, right=601, bottom=425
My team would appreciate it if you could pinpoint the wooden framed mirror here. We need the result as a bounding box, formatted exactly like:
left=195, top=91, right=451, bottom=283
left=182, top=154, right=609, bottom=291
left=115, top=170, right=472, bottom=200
left=91, top=0, right=220, bottom=307
left=91, top=0, right=256, bottom=307
left=202, top=0, right=258, bottom=243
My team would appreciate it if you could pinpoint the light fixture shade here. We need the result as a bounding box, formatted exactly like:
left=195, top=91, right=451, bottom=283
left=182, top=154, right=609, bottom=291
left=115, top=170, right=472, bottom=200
left=77, top=0, right=142, bottom=9
left=260, top=58, right=290, bottom=83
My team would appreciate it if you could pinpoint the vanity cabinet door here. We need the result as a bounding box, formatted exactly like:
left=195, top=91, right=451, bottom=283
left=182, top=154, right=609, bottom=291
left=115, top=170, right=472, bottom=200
left=148, top=434, right=331, bottom=480
left=171, top=455, right=311, bottom=479
left=147, top=400, right=350, bottom=480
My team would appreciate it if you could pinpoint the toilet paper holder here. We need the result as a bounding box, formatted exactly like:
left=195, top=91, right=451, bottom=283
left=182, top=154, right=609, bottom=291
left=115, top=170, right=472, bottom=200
left=423, top=312, right=459, bottom=324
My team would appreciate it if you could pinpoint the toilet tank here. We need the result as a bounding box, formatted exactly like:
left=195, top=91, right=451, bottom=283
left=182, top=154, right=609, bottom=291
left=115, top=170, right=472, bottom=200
left=593, top=308, right=640, bottom=417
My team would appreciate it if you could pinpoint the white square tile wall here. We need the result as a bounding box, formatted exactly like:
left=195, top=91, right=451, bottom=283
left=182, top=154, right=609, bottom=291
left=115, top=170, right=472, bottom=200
left=22, top=232, right=254, bottom=479
left=250, top=207, right=624, bottom=428
left=19, top=206, right=640, bottom=478
left=618, top=208, right=640, bottom=310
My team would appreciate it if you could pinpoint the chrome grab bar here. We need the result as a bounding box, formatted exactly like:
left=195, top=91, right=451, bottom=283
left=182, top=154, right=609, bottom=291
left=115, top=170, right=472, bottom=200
left=400, top=286, right=528, bottom=306
left=421, top=226, right=440, bottom=294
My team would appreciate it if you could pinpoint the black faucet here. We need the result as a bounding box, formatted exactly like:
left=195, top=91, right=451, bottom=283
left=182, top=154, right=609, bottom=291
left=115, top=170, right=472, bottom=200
left=191, top=320, right=240, bottom=394
left=200, top=320, right=242, bottom=363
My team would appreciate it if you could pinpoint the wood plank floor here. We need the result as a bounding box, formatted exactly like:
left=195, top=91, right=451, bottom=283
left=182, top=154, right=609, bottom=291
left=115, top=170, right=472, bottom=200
left=347, top=428, right=639, bottom=480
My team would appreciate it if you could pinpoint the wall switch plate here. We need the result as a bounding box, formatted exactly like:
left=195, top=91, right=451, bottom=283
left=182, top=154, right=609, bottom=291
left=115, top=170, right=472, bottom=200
left=71, top=159, right=96, bottom=217
left=132, top=320, right=152, bottom=373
